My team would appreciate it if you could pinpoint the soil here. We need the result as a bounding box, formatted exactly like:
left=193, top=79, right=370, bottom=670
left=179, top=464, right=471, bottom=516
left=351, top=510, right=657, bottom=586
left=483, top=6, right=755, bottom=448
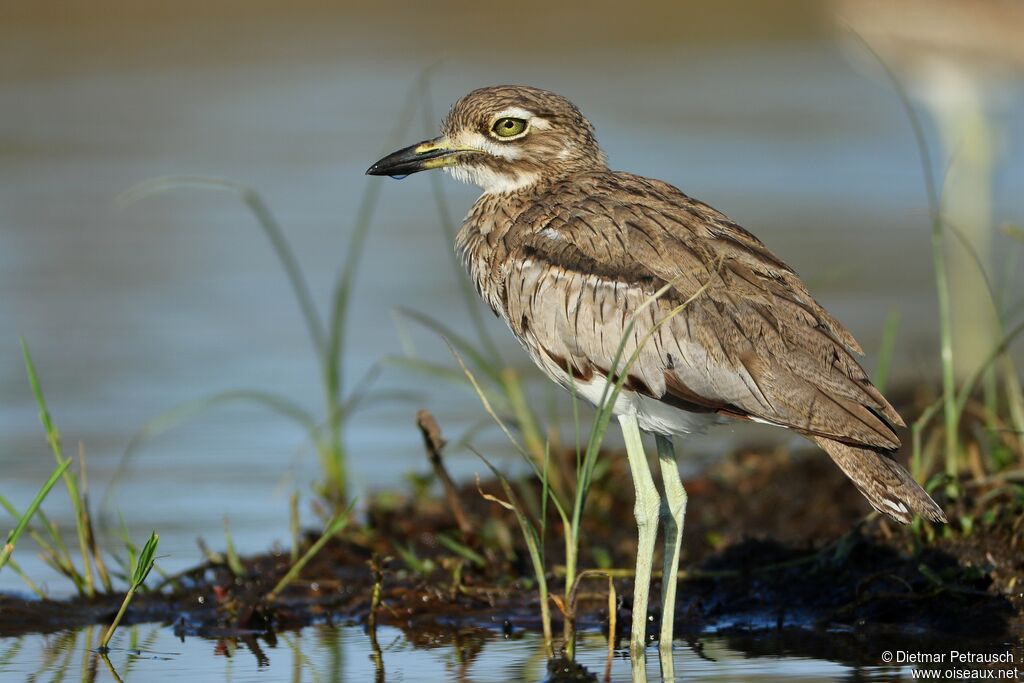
left=1, top=422, right=1022, bottom=669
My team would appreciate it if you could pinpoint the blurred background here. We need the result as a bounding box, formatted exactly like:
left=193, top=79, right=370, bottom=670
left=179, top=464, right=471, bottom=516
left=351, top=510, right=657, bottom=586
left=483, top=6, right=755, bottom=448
left=2, top=0, right=1023, bottom=594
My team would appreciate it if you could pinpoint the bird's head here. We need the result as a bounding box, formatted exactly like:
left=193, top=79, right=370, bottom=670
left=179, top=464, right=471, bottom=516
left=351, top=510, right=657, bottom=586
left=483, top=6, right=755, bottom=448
left=366, top=85, right=606, bottom=194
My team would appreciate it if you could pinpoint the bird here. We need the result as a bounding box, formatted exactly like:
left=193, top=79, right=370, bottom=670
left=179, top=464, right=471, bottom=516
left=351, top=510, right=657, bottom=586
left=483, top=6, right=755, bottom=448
left=366, top=85, right=947, bottom=656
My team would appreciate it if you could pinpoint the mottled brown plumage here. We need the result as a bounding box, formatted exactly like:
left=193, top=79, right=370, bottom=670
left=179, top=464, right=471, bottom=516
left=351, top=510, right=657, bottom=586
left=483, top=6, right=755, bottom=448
left=368, top=84, right=946, bottom=655
left=371, top=85, right=946, bottom=526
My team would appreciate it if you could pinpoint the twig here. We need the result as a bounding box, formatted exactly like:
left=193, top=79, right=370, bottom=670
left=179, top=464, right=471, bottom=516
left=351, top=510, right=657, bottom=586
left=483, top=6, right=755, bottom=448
left=79, top=443, right=113, bottom=593
left=289, top=492, right=300, bottom=564
left=416, top=410, right=473, bottom=538
left=367, top=553, right=383, bottom=645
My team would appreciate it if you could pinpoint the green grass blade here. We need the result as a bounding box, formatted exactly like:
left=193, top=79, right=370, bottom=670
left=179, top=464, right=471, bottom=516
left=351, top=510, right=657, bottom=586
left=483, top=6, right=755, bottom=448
left=104, top=389, right=319, bottom=509
left=470, top=448, right=553, bottom=655
left=448, top=344, right=570, bottom=525
left=849, top=30, right=959, bottom=479
left=268, top=504, right=353, bottom=600
left=3, top=558, right=46, bottom=598
left=223, top=516, right=245, bottom=577
left=419, top=76, right=503, bottom=367
left=394, top=307, right=504, bottom=384
left=394, top=543, right=434, bottom=576
left=435, top=533, right=486, bottom=568
left=325, top=70, right=426, bottom=408
left=379, top=355, right=475, bottom=388
left=954, top=319, right=1024, bottom=418
left=874, top=307, right=901, bottom=393
left=289, top=492, right=300, bottom=564
left=131, top=532, right=159, bottom=587
left=0, top=495, right=61, bottom=567
left=0, top=459, right=71, bottom=571
left=317, top=73, right=428, bottom=502
left=35, top=508, right=80, bottom=584
left=565, top=275, right=711, bottom=598
left=20, top=338, right=94, bottom=597
left=119, top=176, right=327, bottom=359
left=100, top=532, right=159, bottom=651
left=501, top=368, right=550, bottom=477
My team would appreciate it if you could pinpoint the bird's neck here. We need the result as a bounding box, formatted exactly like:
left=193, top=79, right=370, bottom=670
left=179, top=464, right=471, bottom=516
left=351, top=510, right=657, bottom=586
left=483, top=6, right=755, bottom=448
left=454, top=184, right=543, bottom=317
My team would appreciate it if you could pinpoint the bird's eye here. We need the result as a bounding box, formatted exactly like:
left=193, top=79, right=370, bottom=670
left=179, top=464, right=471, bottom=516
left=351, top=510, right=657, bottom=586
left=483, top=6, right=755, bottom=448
left=491, top=117, right=528, bottom=139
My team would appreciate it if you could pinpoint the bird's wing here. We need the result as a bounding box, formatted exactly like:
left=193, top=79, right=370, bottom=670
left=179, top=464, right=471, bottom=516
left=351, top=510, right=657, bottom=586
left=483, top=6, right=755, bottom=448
left=501, top=171, right=904, bottom=450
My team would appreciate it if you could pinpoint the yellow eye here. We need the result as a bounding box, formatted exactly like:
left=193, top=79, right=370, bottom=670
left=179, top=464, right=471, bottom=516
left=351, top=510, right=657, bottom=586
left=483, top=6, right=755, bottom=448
left=491, top=117, right=528, bottom=138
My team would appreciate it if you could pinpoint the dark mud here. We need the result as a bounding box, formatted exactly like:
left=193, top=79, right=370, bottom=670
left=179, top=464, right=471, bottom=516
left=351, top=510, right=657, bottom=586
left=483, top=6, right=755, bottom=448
left=2, top=432, right=1021, bottom=663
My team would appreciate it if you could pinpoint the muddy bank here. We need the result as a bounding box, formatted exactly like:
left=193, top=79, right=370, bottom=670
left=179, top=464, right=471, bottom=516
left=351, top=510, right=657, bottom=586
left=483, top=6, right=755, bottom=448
left=2, top=435, right=1021, bottom=658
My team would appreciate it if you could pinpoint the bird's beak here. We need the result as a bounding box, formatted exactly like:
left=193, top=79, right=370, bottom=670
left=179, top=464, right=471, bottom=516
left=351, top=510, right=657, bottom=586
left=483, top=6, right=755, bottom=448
left=365, top=136, right=475, bottom=177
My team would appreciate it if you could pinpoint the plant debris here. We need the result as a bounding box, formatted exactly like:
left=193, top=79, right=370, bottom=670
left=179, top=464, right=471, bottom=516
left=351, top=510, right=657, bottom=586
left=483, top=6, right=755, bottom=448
left=2, top=442, right=1021, bottom=655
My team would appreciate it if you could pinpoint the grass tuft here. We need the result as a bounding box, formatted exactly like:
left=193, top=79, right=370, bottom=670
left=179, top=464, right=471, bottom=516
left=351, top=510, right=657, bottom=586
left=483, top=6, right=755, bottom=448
left=99, top=532, right=159, bottom=651
left=0, top=459, right=71, bottom=575
left=113, top=71, right=432, bottom=507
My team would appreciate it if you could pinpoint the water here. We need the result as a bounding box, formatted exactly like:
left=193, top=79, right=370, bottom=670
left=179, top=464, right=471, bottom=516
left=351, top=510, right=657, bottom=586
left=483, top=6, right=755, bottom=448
left=4, top=623, right=1002, bottom=682
left=2, top=2, right=1024, bottom=679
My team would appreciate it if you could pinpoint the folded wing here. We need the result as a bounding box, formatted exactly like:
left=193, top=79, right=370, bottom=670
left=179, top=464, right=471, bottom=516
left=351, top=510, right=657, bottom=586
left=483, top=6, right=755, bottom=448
left=498, top=171, right=944, bottom=523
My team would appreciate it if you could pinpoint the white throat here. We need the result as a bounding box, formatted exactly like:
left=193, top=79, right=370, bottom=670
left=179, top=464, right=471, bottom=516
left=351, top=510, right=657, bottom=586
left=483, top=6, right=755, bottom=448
left=444, top=165, right=540, bottom=195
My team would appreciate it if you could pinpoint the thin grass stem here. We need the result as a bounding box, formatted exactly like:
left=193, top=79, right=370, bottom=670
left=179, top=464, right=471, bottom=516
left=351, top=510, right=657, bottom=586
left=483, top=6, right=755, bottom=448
left=2, top=560, right=43, bottom=600
left=0, top=459, right=71, bottom=572
left=850, top=31, right=960, bottom=480
left=290, top=492, right=300, bottom=564
left=19, top=339, right=94, bottom=597
left=874, top=307, right=901, bottom=393
left=419, top=73, right=503, bottom=366
left=268, top=505, right=352, bottom=601
left=471, top=456, right=553, bottom=656
left=223, top=516, right=245, bottom=577
left=100, top=532, right=159, bottom=651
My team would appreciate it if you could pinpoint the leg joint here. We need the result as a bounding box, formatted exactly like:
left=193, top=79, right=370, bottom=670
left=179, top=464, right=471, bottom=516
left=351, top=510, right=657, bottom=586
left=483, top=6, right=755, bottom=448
left=634, top=496, right=661, bottom=527
left=661, top=495, right=688, bottom=519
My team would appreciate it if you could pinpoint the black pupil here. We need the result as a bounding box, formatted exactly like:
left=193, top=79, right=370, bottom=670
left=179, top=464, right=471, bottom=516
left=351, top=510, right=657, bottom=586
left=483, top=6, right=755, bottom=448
left=504, top=120, right=514, bottom=128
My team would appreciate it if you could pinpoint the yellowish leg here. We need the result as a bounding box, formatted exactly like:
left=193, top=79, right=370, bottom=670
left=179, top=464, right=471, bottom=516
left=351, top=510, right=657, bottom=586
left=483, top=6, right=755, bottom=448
left=631, top=649, right=649, bottom=683
left=618, top=413, right=660, bottom=655
left=658, top=647, right=675, bottom=683
left=656, top=434, right=686, bottom=678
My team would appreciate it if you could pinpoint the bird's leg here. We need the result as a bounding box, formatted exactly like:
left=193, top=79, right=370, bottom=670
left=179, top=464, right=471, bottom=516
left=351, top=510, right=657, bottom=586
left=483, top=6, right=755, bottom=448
left=618, top=413, right=660, bottom=654
left=655, top=434, right=687, bottom=657
left=631, top=650, right=649, bottom=683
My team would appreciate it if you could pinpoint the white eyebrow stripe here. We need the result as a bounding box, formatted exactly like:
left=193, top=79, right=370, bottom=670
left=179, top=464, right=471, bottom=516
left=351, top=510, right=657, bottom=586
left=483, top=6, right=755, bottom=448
left=495, top=106, right=536, bottom=121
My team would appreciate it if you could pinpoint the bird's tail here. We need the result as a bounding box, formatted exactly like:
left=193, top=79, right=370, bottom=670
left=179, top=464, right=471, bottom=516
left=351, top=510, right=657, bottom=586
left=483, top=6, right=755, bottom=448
left=814, top=437, right=947, bottom=525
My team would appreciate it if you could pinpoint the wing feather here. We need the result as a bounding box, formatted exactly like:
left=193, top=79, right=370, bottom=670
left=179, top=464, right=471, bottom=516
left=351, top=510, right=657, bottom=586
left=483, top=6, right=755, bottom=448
left=502, top=171, right=904, bottom=448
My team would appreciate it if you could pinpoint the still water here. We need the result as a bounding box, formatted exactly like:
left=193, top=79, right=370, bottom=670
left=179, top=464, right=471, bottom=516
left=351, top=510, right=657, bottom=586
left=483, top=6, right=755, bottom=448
left=0, top=623, right=948, bottom=682
left=2, top=2, right=1024, bottom=680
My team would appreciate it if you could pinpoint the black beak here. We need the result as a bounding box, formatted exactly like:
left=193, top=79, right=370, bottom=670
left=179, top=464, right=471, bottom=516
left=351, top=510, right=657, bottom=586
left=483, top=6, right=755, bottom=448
left=365, top=137, right=474, bottom=178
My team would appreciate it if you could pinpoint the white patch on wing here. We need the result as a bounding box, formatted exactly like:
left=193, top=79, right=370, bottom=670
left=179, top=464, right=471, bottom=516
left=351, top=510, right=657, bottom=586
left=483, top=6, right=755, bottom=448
left=748, top=415, right=788, bottom=429
left=883, top=498, right=909, bottom=515
left=538, top=228, right=562, bottom=240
